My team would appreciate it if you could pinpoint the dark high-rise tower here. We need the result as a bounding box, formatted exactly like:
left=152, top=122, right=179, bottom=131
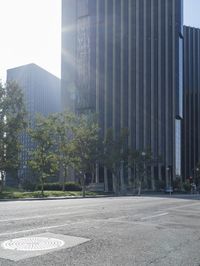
left=182, top=26, right=200, bottom=181
left=7, top=64, right=61, bottom=184
left=61, top=0, right=183, bottom=191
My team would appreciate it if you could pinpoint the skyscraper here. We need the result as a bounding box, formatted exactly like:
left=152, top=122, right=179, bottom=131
left=7, top=63, right=61, bottom=184
left=182, top=26, right=200, bottom=181
left=61, top=0, right=183, bottom=191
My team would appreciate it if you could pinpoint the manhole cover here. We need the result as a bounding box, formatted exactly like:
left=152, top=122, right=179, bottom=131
left=1, top=237, right=65, bottom=251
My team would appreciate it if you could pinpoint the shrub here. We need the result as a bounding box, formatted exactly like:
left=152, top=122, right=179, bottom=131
left=183, top=181, right=191, bottom=192
left=173, top=177, right=182, bottom=191
left=155, top=180, right=165, bottom=191
left=21, top=180, right=36, bottom=192
left=37, top=182, right=82, bottom=191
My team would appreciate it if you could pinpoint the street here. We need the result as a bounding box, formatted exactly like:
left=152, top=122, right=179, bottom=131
left=0, top=195, right=200, bottom=266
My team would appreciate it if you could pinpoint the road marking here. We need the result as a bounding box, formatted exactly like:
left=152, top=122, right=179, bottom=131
left=0, top=216, right=45, bottom=223
left=141, top=212, right=169, bottom=220
left=166, top=202, right=200, bottom=211
left=0, top=209, right=95, bottom=223
left=0, top=223, right=72, bottom=237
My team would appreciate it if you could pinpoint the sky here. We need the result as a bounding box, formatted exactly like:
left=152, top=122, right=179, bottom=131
left=0, top=0, right=199, bottom=82
left=0, top=0, right=61, bottom=81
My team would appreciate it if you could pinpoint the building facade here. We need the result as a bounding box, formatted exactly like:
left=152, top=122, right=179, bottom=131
left=61, top=0, right=183, bottom=191
left=7, top=64, right=61, bottom=184
left=182, top=26, right=200, bottom=181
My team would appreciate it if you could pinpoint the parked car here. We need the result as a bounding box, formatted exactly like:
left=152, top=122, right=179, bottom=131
left=165, top=186, right=173, bottom=193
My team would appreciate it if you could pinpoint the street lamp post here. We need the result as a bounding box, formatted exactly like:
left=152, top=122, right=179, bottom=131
left=196, top=168, right=199, bottom=188
left=195, top=167, right=199, bottom=185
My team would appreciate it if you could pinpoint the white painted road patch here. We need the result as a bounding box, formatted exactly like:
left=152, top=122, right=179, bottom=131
left=1, top=237, right=65, bottom=251
left=0, top=233, right=90, bottom=262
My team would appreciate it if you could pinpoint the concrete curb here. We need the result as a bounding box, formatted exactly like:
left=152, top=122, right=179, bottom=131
left=0, top=194, right=115, bottom=202
left=0, top=193, right=199, bottom=202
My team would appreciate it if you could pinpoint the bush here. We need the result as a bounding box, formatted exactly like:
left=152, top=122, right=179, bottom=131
left=21, top=180, right=36, bottom=192
left=173, top=177, right=182, bottom=191
left=183, top=181, right=191, bottom=193
left=155, top=180, right=165, bottom=191
left=37, top=182, right=82, bottom=191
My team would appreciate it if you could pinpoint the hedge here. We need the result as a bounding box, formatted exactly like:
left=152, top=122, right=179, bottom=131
left=37, top=182, right=82, bottom=191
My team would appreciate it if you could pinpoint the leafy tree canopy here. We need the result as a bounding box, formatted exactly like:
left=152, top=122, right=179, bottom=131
left=0, top=81, right=26, bottom=192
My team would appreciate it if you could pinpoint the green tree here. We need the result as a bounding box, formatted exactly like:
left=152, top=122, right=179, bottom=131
left=28, top=114, right=57, bottom=196
left=72, top=114, right=101, bottom=197
left=193, top=163, right=200, bottom=188
left=128, top=149, right=153, bottom=195
left=102, top=128, right=129, bottom=194
left=0, top=81, right=26, bottom=192
left=51, top=111, right=77, bottom=191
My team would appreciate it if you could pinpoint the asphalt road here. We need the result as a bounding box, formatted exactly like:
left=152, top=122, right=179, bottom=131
left=0, top=195, right=200, bottom=266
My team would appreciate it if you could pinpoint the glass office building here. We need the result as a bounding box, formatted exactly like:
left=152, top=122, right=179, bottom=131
left=62, top=0, right=183, bottom=191
left=182, top=26, right=200, bottom=180
left=7, top=64, right=61, bottom=184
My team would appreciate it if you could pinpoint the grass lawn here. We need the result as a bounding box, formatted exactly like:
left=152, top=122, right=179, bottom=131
left=0, top=190, right=99, bottom=199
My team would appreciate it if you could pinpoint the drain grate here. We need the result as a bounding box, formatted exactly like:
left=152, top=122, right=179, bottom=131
left=1, top=237, right=65, bottom=251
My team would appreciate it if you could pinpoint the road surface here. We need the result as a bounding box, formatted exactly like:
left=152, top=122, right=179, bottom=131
left=0, top=195, right=200, bottom=265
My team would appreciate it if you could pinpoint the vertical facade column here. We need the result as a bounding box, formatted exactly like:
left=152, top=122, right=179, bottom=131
left=143, top=0, right=147, bottom=149
left=128, top=0, right=132, bottom=187
left=198, top=30, right=200, bottom=164
left=150, top=0, right=155, bottom=180
left=135, top=0, right=140, bottom=149
left=112, top=0, right=116, bottom=193
left=165, top=0, right=169, bottom=185
left=120, top=0, right=125, bottom=190
left=172, top=0, right=176, bottom=183
left=95, top=0, right=103, bottom=187
left=104, top=0, right=109, bottom=191
left=96, top=0, right=100, bottom=121
left=112, top=0, right=116, bottom=134
left=157, top=0, right=162, bottom=182
left=61, top=0, right=77, bottom=111
left=104, top=0, right=108, bottom=133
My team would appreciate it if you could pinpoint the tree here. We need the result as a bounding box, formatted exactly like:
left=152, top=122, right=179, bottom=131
left=0, top=81, right=26, bottom=192
left=102, top=128, right=128, bottom=194
left=193, top=162, right=200, bottom=188
left=28, top=114, right=57, bottom=196
left=51, top=112, right=77, bottom=191
left=72, top=114, right=101, bottom=197
left=128, top=149, right=153, bottom=195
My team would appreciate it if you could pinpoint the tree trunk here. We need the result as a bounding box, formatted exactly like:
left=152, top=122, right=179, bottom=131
left=62, top=167, right=67, bottom=191
left=95, top=163, right=99, bottom=183
left=41, top=177, right=44, bottom=197
left=91, top=172, right=95, bottom=183
left=104, top=168, right=109, bottom=192
left=0, top=172, right=5, bottom=193
left=138, top=180, right=142, bottom=196
left=0, top=181, right=3, bottom=193
left=113, top=173, right=119, bottom=195
left=82, top=174, right=86, bottom=198
left=120, top=161, right=125, bottom=194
